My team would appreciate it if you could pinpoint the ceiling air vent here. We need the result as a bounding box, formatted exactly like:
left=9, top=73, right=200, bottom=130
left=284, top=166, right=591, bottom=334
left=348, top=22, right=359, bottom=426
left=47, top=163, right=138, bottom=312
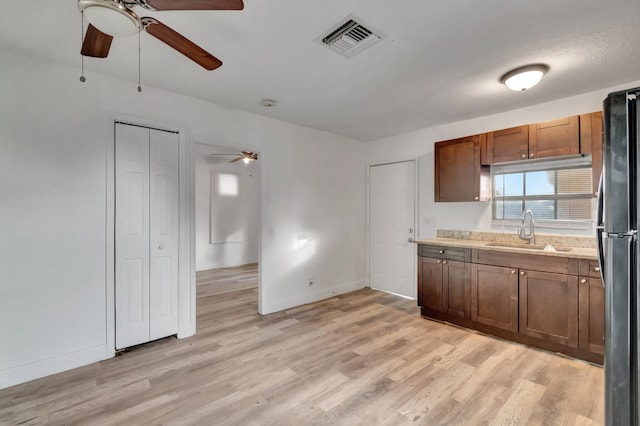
left=315, top=15, right=386, bottom=58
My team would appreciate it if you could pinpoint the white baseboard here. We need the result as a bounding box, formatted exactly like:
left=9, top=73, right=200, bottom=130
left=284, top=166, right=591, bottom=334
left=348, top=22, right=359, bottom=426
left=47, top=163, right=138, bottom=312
left=0, top=344, right=108, bottom=390
left=261, top=280, right=365, bottom=315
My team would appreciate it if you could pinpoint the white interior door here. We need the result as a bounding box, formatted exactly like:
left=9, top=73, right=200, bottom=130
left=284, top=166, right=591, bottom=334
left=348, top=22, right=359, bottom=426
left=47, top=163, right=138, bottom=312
left=369, top=161, right=415, bottom=298
left=149, top=129, right=179, bottom=341
left=115, top=123, right=180, bottom=349
left=115, top=124, right=151, bottom=349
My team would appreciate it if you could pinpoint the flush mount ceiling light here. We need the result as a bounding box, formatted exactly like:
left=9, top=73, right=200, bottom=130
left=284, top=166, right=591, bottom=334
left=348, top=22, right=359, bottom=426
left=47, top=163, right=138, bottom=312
left=500, top=64, right=549, bottom=91
left=78, top=0, right=142, bottom=36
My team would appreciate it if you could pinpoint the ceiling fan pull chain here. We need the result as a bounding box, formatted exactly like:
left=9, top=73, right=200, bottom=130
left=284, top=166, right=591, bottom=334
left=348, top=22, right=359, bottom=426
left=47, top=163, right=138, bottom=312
left=80, top=11, right=86, bottom=83
left=137, top=29, right=142, bottom=92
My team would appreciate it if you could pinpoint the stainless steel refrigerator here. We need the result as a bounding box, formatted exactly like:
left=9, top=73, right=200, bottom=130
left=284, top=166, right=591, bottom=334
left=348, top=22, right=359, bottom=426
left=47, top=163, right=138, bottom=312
left=598, top=86, right=640, bottom=425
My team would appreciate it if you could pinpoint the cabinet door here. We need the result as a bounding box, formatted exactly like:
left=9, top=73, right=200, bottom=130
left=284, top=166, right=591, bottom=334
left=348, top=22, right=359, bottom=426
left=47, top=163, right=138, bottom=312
left=528, top=115, right=580, bottom=159
left=486, top=125, right=529, bottom=164
left=472, top=264, right=518, bottom=332
left=442, top=260, right=471, bottom=319
left=579, top=112, right=603, bottom=197
left=418, top=257, right=443, bottom=312
left=579, top=276, right=605, bottom=355
left=519, top=270, right=578, bottom=347
left=434, top=135, right=490, bottom=202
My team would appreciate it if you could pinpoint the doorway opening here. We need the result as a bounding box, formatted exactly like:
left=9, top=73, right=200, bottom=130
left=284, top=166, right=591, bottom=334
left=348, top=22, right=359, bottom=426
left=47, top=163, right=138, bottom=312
left=194, top=143, right=260, bottom=299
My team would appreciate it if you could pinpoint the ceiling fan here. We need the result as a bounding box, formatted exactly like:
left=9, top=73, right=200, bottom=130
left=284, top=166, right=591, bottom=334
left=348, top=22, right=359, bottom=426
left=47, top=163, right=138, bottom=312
left=209, top=151, right=258, bottom=163
left=77, top=0, right=244, bottom=70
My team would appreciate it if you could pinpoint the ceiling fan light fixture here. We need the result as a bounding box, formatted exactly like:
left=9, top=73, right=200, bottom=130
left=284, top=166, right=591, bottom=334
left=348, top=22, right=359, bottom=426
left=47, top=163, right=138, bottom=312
left=78, top=0, right=142, bottom=36
left=500, top=64, right=549, bottom=91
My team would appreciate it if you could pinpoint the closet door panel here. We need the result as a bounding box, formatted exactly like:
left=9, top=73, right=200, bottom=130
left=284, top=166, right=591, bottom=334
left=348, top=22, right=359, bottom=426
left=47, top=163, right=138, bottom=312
left=115, top=124, right=150, bottom=349
left=149, top=129, right=180, bottom=340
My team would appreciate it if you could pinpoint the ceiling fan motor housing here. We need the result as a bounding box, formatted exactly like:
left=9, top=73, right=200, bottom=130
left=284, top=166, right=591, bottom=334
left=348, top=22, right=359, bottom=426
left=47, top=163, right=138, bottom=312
left=78, top=0, right=142, bottom=36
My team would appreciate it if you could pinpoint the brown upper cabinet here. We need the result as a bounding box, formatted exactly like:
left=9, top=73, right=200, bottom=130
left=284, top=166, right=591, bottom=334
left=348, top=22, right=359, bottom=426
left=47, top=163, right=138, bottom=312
left=434, top=134, right=490, bottom=202
left=529, top=115, right=580, bottom=159
left=486, top=125, right=529, bottom=163
left=485, top=116, right=580, bottom=164
left=437, top=113, right=603, bottom=202
left=579, top=111, right=604, bottom=197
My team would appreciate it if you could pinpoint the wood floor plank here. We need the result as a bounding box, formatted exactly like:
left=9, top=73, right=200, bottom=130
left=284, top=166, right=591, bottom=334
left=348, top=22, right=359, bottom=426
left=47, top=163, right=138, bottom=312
left=0, top=264, right=604, bottom=425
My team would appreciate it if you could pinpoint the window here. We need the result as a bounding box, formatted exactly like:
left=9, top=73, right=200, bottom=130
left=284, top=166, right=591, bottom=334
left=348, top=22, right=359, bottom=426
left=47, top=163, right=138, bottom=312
left=492, top=159, right=592, bottom=222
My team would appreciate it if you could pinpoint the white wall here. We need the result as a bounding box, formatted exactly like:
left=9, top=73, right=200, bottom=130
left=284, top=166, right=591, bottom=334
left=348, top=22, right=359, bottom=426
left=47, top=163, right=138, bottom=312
left=367, top=80, right=640, bottom=240
left=195, top=152, right=259, bottom=271
left=0, top=47, right=367, bottom=389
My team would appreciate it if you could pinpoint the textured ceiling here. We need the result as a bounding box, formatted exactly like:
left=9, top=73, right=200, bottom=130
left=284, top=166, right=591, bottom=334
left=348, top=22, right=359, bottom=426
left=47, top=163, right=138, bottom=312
left=1, top=0, right=639, bottom=141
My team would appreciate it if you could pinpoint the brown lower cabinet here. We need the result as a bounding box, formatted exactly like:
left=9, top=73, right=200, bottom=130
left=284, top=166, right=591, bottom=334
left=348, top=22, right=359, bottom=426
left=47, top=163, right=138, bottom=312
left=519, top=270, right=578, bottom=348
left=419, top=256, right=470, bottom=319
left=417, top=245, right=604, bottom=364
left=471, top=264, right=518, bottom=332
left=579, top=275, right=605, bottom=355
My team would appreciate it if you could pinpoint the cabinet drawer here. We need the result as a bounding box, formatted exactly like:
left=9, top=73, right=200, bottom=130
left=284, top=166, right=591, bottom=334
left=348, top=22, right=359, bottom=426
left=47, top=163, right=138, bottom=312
left=418, top=244, right=471, bottom=262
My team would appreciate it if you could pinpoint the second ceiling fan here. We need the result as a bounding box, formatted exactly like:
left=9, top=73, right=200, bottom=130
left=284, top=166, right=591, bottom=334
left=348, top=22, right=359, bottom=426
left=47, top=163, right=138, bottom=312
left=209, top=151, right=258, bottom=163
left=78, top=0, right=244, bottom=71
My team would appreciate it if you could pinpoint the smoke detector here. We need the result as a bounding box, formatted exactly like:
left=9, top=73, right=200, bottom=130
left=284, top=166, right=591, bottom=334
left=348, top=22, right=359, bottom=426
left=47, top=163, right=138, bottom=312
left=315, top=14, right=386, bottom=58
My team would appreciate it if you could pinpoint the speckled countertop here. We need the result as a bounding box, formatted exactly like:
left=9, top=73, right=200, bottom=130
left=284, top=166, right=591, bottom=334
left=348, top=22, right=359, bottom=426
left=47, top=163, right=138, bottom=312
left=415, top=230, right=598, bottom=260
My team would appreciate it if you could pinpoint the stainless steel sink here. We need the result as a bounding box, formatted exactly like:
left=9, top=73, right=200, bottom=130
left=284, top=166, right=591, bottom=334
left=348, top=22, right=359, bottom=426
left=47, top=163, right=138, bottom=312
left=485, top=242, right=573, bottom=252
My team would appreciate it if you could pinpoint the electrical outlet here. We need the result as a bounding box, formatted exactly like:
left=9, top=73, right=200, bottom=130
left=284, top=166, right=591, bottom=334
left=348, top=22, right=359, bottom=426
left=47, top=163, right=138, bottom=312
left=308, top=277, right=314, bottom=286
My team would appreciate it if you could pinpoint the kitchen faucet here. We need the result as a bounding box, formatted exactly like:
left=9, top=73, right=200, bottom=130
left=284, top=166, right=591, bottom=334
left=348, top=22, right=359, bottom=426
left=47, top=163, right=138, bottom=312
left=518, top=209, right=536, bottom=245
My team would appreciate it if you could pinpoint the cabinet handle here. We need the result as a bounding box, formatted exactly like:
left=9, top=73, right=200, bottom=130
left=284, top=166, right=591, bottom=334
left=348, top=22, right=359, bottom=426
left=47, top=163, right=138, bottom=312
left=521, top=154, right=527, bottom=159
left=594, top=266, right=601, bottom=272
left=511, top=270, right=517, bottom=274
left=443, top=260, right=447, bottom=264
left=581, top=279, right=588, bottom=284
left=474, top=196, right=479, bottom=201
left=439, top=250, right=445, bottom=254
left=530, top=153, right=535, bottom=158
left=520, top=271, right=525, bottom=276
left=436, top=260, right=441, bottom=264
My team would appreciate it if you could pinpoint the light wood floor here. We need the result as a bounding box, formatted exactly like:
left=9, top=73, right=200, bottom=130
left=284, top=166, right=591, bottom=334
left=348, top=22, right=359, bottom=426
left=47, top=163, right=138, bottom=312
left=196, top=263, right=259, bottom=296
left=0, top=265, right=603, bottom=425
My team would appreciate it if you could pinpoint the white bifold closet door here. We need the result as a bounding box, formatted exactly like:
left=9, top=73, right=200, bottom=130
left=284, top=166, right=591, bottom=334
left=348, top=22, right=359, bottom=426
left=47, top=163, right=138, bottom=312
left=115, top=123, right=179, bottom=350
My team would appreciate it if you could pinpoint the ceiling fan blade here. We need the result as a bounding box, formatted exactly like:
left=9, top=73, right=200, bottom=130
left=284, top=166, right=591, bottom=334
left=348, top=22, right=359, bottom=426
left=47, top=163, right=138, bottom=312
left=229, top=157, right=243, bottom=163
left=142, top=0, right=244, bottom=10
left=143, top=18, right=222, bottom=70
left=81, top=24, right=113, bottom=58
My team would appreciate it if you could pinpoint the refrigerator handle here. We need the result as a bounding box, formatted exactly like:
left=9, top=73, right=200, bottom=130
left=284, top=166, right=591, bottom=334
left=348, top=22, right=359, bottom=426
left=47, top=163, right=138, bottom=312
left=596, top=174, right=605, bottom=284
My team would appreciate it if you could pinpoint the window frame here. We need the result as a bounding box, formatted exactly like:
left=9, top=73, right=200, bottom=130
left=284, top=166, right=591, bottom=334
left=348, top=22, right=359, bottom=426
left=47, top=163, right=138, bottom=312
left=490, top=156, right=594, bottom=230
